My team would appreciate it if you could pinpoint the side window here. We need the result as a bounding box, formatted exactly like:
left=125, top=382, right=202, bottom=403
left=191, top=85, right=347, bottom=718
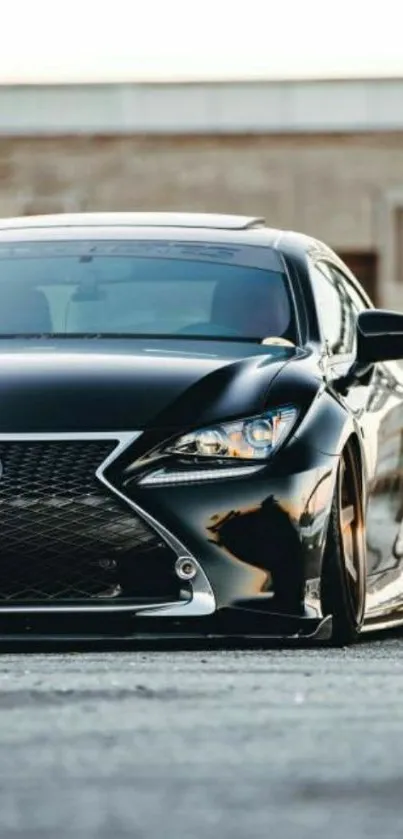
left=310, top=262, right=355, bottom=355
left=328, top=265, right=370, bottom=355
left=329, top=266, right=369, bottom=316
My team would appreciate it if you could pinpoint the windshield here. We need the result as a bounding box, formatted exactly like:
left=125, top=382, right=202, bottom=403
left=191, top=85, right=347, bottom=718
left=0, top=239, right=296, bottom=341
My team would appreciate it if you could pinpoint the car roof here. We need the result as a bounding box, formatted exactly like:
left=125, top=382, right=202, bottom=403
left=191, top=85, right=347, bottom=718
left=0, top=212, right=269, bottom=232
left=0, top=210, right=347, bottom=272
left=0, top=210, right=313, bottom=242
left=0, top=211, right=324, bottom=252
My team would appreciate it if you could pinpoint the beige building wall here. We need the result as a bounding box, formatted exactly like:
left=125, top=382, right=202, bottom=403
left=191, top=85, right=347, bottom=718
left=1, top=132, right=403, bottom=306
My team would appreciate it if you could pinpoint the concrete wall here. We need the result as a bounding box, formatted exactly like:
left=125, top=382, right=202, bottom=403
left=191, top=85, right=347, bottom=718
left=1, top=132, right=403, bottom=306
left=2, top=80, right=403, bottom=135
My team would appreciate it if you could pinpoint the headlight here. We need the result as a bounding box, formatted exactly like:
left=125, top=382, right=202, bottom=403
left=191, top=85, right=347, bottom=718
left=167, top=406, right=297, bottom=461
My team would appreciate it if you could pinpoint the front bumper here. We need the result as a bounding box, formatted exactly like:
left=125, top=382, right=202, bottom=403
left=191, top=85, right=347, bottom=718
left=0, top=430, right=337, bottom=639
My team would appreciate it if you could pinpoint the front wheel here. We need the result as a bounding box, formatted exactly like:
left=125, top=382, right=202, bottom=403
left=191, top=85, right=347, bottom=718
left=320, top=446, right=366, bottom=646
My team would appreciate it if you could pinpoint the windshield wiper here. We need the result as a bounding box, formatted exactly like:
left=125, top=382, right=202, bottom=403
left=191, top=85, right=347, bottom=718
left=0, top=333, right=107, bottom=339
left=0, top=332, right=263, bottom=343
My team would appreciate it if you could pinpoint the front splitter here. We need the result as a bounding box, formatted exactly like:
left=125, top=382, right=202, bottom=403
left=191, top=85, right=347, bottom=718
left=0, top=614, right=333, bottom=648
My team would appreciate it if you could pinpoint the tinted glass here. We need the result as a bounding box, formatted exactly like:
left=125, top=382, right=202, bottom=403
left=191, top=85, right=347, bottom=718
left=329, top=266, right=369, bottom=315
left=328, top=265, right=367, bottom=354
left=311, top=262, right=356, bottom=355
left=0, top=239, right=296, bottom=341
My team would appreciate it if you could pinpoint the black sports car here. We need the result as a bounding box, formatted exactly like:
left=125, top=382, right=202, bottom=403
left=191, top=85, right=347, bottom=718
left=0, top=211, right=403, bottom=645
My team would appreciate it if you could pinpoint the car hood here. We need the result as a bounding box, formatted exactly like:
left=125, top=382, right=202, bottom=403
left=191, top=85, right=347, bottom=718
left=0, top=338, right=299, bottom=432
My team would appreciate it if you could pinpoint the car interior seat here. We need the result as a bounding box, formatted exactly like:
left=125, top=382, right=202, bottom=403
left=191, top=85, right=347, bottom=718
left=0, top=286, right=52, bottom=333
left=210, top=274, right=291, bottom=338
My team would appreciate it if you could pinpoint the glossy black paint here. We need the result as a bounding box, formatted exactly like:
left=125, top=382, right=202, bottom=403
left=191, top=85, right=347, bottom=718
left=0, top=339, right=293, bottom=432
left=0, top=212, right=402, bottom=639
left=357, top=309, right=403, bottom=364
left=117, top=445, right=337, bottom=615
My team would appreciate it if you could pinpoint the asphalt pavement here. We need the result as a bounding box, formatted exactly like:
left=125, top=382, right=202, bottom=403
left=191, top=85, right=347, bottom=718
left=1, top=634, right=403, bottom=839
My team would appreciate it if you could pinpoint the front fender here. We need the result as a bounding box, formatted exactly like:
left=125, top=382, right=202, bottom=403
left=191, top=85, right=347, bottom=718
left=267, top=357, right=361, bottom=458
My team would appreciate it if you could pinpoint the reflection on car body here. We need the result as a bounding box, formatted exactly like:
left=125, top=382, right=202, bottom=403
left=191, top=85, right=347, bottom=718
left=0, top=212, right=401, bottom=645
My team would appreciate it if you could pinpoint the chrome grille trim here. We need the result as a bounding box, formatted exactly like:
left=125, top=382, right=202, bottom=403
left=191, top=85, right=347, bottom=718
left=0, top=431, right=216, bottom=618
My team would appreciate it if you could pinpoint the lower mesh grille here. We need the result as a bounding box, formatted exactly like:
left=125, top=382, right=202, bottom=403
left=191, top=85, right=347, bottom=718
left=0, top=439, right=180, bottom=603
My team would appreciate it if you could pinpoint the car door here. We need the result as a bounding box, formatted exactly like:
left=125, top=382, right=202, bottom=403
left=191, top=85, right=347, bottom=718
left=325, top=264, right=403, bottom=618
left=360, top=359, right=403, bottom=618
left=310, top=257, right=376, bottom=461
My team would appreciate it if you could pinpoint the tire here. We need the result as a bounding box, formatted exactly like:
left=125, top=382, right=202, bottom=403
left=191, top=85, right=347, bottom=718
left=320, top=445, right=366, bottom=646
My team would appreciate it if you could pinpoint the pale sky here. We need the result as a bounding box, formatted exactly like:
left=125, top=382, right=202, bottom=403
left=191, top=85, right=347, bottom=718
left=1, top=0, right=402, bottom=84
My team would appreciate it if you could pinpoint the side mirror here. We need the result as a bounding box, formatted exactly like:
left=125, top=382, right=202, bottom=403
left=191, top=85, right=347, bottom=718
left=334, top=309, right=403, bottom=394
left=357, top=309, right=403, bottom=364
